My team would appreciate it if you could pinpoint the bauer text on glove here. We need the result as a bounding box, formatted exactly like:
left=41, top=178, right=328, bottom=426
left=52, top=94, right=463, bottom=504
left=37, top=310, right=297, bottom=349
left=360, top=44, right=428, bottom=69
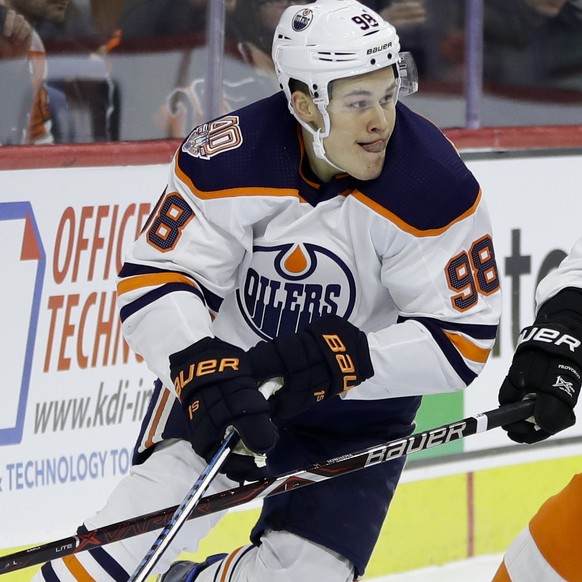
left=170, top=337, right=278, bottom=479
left=499, top=322, right=582, bottom=443
left=247, top=315, right=374, bottom=419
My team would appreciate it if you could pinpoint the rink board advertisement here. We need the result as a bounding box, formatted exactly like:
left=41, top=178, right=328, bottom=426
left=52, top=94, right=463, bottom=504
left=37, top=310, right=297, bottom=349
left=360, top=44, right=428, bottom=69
left=0, top=164, right=165, bottom=548
left=0, top=148, right=581, bottom=548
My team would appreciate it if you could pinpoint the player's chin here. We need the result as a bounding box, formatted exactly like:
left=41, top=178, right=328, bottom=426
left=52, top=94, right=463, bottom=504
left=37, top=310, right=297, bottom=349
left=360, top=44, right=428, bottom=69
left=351, top=155, right=385, bottom=181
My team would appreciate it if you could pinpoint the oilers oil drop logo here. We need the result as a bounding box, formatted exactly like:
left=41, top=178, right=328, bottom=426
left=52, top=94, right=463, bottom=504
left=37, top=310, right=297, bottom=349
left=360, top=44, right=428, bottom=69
left=292, top=8, right=313, bottom=32
left=236, top=242, right=356, bottom=340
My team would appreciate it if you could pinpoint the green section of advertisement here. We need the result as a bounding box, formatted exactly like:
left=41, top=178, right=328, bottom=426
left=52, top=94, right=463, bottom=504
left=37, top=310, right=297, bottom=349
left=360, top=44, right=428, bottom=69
left=411, top=391, right=465, bottom=460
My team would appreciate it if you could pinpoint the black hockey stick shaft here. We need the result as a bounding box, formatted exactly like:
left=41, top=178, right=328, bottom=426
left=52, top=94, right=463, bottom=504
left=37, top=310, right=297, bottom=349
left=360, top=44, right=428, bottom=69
left=0, top=399, right=534, bottom=575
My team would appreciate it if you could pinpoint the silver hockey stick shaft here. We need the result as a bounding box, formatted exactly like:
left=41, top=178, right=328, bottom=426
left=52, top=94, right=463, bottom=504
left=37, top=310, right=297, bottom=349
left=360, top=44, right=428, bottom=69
left=128, top=377, right=283, bottom=582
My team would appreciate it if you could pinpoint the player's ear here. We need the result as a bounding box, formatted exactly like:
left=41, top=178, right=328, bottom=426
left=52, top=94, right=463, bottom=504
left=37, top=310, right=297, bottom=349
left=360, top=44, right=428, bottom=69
left=291, top=90, right=318, bottom=124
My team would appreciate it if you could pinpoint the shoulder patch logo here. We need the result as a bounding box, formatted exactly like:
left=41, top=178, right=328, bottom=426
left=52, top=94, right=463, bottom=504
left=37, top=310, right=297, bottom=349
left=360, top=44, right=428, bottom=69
left=182, top=115, right=243, bottom=160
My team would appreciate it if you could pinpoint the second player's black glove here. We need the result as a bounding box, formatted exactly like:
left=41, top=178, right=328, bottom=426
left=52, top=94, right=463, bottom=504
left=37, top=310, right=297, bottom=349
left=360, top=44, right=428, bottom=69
left=247, top=314, right=374, bottom=419
left=499, top=288, right=582, bottom=443
left=170, top=337, right=278, bottom=481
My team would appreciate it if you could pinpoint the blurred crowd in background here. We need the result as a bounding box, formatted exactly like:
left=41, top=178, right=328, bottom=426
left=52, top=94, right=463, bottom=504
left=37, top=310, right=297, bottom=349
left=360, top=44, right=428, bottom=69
left=0, top=0, right=580, bottom=146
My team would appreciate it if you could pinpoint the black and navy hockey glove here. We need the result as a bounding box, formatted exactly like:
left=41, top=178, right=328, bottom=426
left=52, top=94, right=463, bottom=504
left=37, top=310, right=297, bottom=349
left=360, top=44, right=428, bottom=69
left=499, top=288, right=582, bottom=444
left=247, top=315, right=374, bottom=420
left=170, top=337, right=278, bottom=481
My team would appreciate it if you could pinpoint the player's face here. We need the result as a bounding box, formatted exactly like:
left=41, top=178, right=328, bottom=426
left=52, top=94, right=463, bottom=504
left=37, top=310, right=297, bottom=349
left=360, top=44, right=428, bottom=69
left=320, top=67, right=398, bottom=182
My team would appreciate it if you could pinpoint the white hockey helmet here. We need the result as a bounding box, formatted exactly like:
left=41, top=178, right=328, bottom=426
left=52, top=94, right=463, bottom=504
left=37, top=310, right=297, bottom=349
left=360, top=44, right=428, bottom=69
left=272, top=0, right=418, bottom=164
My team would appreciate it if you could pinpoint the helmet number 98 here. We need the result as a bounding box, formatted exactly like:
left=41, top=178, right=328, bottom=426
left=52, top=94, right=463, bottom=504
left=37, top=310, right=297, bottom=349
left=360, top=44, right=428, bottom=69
left=352, top=13, right=379, bottom=30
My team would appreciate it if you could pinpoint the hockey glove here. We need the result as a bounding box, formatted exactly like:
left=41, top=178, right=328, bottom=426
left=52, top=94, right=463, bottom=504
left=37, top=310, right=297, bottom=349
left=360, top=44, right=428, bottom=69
left=499, top=288, right=582, bottom=444
left=169, top=337, right=278, bottom=481
left=247, top=315, right=374, bottom=420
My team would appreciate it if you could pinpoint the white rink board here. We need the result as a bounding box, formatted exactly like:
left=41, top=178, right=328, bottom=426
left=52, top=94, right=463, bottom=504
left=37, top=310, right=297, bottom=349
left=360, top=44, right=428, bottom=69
left=0, top=151, right=581, bottom=547
left=463, top=154, right=582, bottom=452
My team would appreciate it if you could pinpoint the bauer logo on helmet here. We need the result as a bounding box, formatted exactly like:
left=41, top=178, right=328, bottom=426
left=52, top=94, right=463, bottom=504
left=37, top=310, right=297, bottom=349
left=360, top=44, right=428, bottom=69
left=367, top=42, right=392, bottom=55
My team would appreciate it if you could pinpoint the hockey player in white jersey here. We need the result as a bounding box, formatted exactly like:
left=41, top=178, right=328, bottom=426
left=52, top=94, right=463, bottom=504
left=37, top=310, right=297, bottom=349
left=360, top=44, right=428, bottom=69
left=34, top=1, right=501, bottom=580
left=494, top=235, right=582, bottom=581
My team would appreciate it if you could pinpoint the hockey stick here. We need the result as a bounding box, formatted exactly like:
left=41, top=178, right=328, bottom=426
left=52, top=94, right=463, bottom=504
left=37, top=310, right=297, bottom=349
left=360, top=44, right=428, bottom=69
left=0, top=399, right=534, bottom=575
left=128, top=377, right=284, bottom=582
left=128, top=430, right=238, bottom=582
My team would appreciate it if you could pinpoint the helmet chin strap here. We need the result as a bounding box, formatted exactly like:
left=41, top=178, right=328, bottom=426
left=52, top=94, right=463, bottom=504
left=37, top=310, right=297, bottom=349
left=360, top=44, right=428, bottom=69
left=312, top=129, right=344, bottom=172
left=298, top=103, right=347, bottom=175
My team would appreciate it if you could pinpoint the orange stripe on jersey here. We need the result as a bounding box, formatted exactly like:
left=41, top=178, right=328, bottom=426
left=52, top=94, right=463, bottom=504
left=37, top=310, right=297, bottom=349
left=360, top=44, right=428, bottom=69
left=174, top=158, right=301, bottom=201
left=529, top=473, right=582, bottom=581
left=145, top=388, right=171, bottom=449
left=351, top=189, right=482, bottom=237
left=63, top=554, right=95, bottom=581
left=219, top=547, right=244, bottom=582
left=444, top=331, right=491, bottom=364
left=117, top=272, right=199, bottom=296
left=491, top=560, right=511, bottom=582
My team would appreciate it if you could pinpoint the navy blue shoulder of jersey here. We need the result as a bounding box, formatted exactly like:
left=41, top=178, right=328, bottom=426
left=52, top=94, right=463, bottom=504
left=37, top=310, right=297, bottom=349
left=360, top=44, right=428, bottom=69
left=176, top=92, right=302, bottom=194
left=358, top=102, right=481, bottom=231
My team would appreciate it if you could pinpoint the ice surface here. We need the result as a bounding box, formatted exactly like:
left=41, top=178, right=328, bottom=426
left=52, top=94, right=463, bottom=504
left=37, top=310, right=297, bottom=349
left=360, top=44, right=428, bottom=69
left=370, top=553, right=502, bottom=581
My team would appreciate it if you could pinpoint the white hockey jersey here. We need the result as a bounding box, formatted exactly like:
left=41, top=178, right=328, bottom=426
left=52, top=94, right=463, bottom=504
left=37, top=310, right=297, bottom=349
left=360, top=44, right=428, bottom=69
left=117, top=92, right=502, bottom=455
left=536, top=234, right=582, bottom=310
